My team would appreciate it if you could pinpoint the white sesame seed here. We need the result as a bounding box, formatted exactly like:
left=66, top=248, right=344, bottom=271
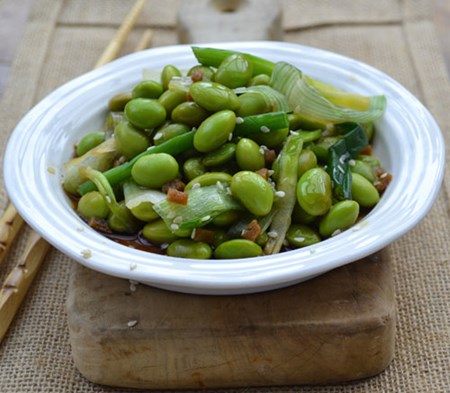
left=216, top=181, right=224, bottom=190
left=190, top=228, right=197, bottom=239
left=127, top=320, right=138, bottom=328
left=153, top=133, right=162, bottom=140
left=81, top=249, right=92, bottom=259
left=338, top=165, right=345, bottom=174
left=201, top=215, right=211, bottom=222
left=348, top=159, right=356, bottom=166
left=228, top=132, right=233, bottom=141
left=289, top=130, right=299, bottom=135
left=380, top=172, right=388, bottom=178
left=275, top=190, right=285, bottom=198
left=268, top=170, right=275, bottom=176
left=331, top=229, right=342, bottom=237
left=191, top=182, right=201, bottom=189
left=105, top=196, right=111, bottom=203
left=235, top=116, right=244, bottom=124
left=130, top=283, right=137, bottom=292
left=260, top=125, right=270, bottom=133
left=171, top=223, right=180, bottom=231
left=173, top=216, right=183, bottom=224
left=267, top=231, right=278, bottom=238
left=293, top=237, right=305, bottom=243
left=160, top=243, right=169, bottom=250
left=339, top=156, right=346, bottom=165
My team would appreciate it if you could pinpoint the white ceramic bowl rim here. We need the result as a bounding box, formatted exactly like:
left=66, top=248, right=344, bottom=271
left=3, top=41, right=445, bottom=294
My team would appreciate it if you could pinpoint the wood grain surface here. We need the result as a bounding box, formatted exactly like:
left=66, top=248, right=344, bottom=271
left=67, top=251, right=395, bottom=389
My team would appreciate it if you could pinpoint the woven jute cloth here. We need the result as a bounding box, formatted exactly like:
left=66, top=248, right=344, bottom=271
left=0, top=0, right=449, bottom=392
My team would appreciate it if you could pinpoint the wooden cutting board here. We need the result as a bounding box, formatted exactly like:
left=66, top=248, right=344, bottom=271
left=66, top=250, right=395, bottom=389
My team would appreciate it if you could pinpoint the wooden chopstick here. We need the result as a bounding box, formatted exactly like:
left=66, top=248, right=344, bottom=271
left=0, top=0, right=149, bottom=344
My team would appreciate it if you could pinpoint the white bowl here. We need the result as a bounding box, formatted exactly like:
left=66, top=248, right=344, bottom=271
left=3, top=42, right=445, bottom=295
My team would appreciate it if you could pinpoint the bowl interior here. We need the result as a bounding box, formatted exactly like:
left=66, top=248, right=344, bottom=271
left=4, top=42, right=445, bottom=294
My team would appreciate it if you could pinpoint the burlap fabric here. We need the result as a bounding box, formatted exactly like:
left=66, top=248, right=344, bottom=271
left=0, top=0, right=448, bottom=391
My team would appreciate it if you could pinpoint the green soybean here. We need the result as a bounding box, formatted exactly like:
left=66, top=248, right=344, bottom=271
left=183, top=157, right=207, bottom=181
left=296, top=168, right=332, bottom=216
left=319, top=200, right=360, bottom=237
left=142, top=219, right=181, bottom=244
left=297, top=149, right=318, bottom=177
left=189, top=81, right=240, bottom=112
left=167, top=239, right=212, bottom=259
left=236, top=138, right=265, bottom=171
left=251, top=127, right=289, bottom=148
left=161, top=65, right=182, bottom=90
left=108, top=201, right=141, bottom=234
left=230, top=171, right=273, bottom=216
left=131, top=153, right=179, bottom=188
left=153, top=123, right=190, bottom=145
left=351, top=172, right=380, bottom=208
left=77, top=191, right=109, bottom=219
left=286, top=225, right=321, bottom=248
left=171, top=101, right=209, bottom=127
left=236, top=92, right=269, bottom=117
left=76, top=131, right=106, bottom=156
left=187, top=65, right=214, bottom=81
left=157, top=89, right=187, bottom=115
left=212, top=210, right=241, bottom=226
left=132, top=80, right=164, bottom=99
left=194, top=110, right=236, bottom=152
left=247, top=73, right=270, bottom=86
left=350, top=159, right=376, bottom=182
left=125, top=98, right=166, bottom=130
left=130, top=202, right=160, bottom=222
left=202, top=143, right=236, bottom=167
left=311, top=136, right=341, bottom=163
left=214, top=54, right=253, bottom=88
left=108, top=92, right=132, bottom=112
left=114, top=121, right=149, bottom=160
left=185, top=172, right=232, bottom=190
left=214, top=239, right=263, bottom=259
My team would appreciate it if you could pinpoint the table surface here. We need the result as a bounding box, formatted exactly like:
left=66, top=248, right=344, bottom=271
left=0, top=0, right=450, bottom=99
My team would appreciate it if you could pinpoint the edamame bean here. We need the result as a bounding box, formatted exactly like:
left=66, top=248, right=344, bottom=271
left=296, top=168, right=332, bottom=216
left=132, top=80, right=164, bottom=99
left=114, top=121, right=150, bottom=160
left=130, top=202, right=160, bottom=222
left=167, top=239, right=212, bottom=259
left=358, top=154, right=381, bottom=168
left=76, top=131, right=106, bottom=156
left=351, top=172, right=380, bottom=208
left=189, top=81, right=240, bottom=112
left=350, top=159, right=376, bottom=182
left=297, top=149, right=318, bottom=177
left=125, top=98, right=166, bottom=130
left=153, top=123, right=190, bottom=145
left=77, top=191, right=109, bottom=219
left=171, top=101, right=209, bottom=127
left=247, top=74, right=270, bottom=86
left=212, top=210, right=240, bottom=226
left=108, top=92, right=132, bottom=112
left=230, top=171, right=273, bottom=216
left=311, top=136, right=341, bottom=163
left=142, top=219, right=180, bottom=244
left=237, top=92, right=269, bottom=117
left=187, top=65, right=214, bottom=81
left=157, top=89, right=187, bottom=116
left=185, top=172, right=232, bottom=190
left=236, top=138, right=265, bottom=171
left=131, top=153, right=179, bottom=188
left=108, top=201, right=140, bottom=234
left=286, top=225, right=321, bottom=248
left=251, top=127, right=289, bottom=148
left=183, top=157, right=207, bottom=181
left=214, top=54, right=253, bottom=88
left=202, top=143, right=236, bottom=167
left=214, top=239, right=263, bottom=259
left=319, top=200, right=360, bottom=237
left=161, top=65, right=182, bottom=90
left=193, top=110, right=236, bottom=152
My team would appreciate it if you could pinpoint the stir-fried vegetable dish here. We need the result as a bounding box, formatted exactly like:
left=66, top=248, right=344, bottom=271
left=63, top=47, right=392, bottom=259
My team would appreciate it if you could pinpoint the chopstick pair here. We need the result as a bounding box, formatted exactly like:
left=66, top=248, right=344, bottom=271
left=0, top=0, right=152, bottom=343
